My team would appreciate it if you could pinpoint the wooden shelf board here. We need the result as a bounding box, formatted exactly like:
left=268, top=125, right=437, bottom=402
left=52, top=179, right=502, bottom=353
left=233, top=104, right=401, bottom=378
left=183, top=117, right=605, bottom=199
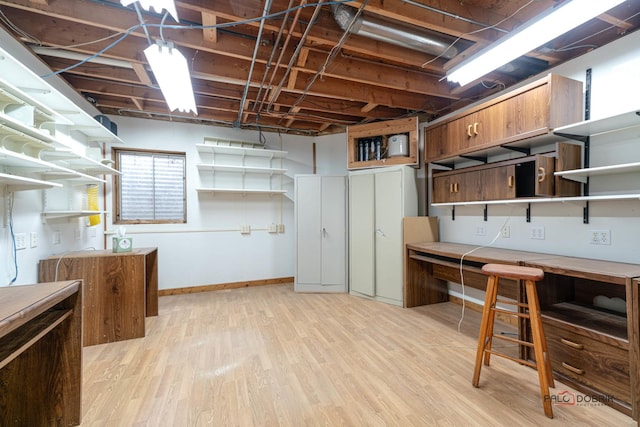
left=431, top=193, right=640, bottom=207
left=0, top=309, right=72, bottom=370
left=543, top=302, right=628, bottom=342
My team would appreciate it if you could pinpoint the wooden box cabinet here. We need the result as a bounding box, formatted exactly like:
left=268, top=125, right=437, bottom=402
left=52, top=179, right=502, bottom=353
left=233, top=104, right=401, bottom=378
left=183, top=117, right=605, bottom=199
left=0, top=280, right=82, bottom=426
left=432, top=142, right=581, bottom=203
left=526, top=257, right=640, bottom=418
left=39, top=247, right=158, bottom=346
left=347, top=116, right=419, bottom=170
left=425, top=73, right=583, bottom=163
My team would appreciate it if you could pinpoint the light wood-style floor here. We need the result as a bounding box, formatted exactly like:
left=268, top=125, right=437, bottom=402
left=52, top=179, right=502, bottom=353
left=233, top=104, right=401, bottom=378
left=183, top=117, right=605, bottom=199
left=80, top=284, right=635, bottom=426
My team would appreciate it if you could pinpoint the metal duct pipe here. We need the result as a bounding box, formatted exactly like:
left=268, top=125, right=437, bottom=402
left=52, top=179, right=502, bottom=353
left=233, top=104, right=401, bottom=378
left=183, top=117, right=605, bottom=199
left=332, top=4, right=458, bottom=59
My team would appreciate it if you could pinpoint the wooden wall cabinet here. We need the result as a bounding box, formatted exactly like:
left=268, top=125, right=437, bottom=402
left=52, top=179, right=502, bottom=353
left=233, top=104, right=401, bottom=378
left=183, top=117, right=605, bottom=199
left=39, top=248, right=158, bottom=346
left=425, top=73, right=583, bottom=163
left=347, top=116, right=419, bottom=169
left=432, top=142, right=581, bottom=203
left=0, top=280, right=82, bottom=426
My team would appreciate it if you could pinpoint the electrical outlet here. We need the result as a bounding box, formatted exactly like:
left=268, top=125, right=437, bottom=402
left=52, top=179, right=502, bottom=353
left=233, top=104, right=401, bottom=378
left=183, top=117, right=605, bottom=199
left=52, top=231, right=61, bottom=245
left=268, top=223, right=278, bottom=233
left=501, top=226, right=510, bottom=238
left=590, top=229, right=611, bottom=245
left=240, top=225, right=251, bottom=234
left=89, top=227, right=97, bottom=238
left=277, top=224, right=285, bottom=233
left=475, top=225, right=486, bottom=236
left=74, top=228, right=81, bottom=240
left=530, top=226, right=545, bottom=240
left=15, top=233, right=27, bottom=250
left=30, top=231, right=37, bottom=248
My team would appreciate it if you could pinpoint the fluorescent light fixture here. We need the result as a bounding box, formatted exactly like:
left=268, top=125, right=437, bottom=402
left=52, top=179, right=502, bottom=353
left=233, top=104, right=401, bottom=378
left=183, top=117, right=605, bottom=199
left=144, top=41, right=197, bottom=114
left=121, top=0, right=179, bottom=22
left=447, top=0, right=626, bottom=86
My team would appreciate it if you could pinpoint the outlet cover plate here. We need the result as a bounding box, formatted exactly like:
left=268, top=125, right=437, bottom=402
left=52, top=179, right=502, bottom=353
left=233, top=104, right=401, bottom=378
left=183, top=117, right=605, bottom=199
left=530, top=226, right=545, bottom=240
left=590, top=229, right=611, bottom=245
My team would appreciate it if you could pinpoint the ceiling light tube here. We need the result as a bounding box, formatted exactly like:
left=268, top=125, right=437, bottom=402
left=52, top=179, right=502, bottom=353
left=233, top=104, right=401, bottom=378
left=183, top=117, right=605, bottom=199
left=144, top=41, right=197, bottom=114
left=446, top=0, right=626, bottom=87
left=121, top=0, right=179, bottom=22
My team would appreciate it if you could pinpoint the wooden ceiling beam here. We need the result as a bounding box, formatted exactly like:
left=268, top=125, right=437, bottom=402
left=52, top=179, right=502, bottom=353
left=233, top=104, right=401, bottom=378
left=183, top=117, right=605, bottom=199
left=201, top=12, right=218, bottom=44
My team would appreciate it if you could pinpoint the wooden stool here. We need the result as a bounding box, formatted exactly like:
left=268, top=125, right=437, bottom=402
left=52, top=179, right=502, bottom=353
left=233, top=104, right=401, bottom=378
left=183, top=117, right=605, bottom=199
left=472, top=263, right=555, bottom=418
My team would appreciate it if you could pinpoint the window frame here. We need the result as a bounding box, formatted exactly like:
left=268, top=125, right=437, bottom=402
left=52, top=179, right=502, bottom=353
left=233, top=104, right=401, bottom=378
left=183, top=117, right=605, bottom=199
left=112, top=147, right=187, bottom=224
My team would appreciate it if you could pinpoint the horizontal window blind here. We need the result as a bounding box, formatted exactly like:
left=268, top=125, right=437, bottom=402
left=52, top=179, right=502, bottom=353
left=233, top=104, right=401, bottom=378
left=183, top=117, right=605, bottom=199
left=117, top=150, right=186, bottom=222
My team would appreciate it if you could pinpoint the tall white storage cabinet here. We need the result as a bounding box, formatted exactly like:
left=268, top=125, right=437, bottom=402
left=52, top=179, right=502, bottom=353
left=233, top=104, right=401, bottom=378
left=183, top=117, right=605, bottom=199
left=294, top=175, right=348, bottom=292
left=349, top=166, right=417, bottom=306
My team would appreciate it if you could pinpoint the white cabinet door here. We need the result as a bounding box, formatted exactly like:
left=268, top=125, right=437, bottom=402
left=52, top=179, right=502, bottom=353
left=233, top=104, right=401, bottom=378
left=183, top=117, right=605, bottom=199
left=349, top=166, right=417, bottom=305
left=321, top=176, right=347, bottom=286
left=295, top=175, right=347, bottom=292
left=374, top=169, right=403, bottom=301
left=295, top=176, right=322, bottom=286
left=349, top=173, right=375, bottom=296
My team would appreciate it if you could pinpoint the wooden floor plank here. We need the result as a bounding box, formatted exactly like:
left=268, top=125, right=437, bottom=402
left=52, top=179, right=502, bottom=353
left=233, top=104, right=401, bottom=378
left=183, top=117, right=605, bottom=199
left=80, top=284, right=636, bottom=426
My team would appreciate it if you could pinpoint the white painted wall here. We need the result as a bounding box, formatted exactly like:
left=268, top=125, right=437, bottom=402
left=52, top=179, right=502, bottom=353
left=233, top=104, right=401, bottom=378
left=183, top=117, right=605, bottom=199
left=102, top=117, right=347, bottom=290
left=429, top=29, right=640, bottom=266
left=1, top=110, right=348, bottom=288
left=2, top=25, right=639, bottom=290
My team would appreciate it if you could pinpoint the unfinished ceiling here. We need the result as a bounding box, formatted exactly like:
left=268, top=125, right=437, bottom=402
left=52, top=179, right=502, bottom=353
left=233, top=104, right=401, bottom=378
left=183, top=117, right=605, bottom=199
left=0, top=0, right=638, bottom=135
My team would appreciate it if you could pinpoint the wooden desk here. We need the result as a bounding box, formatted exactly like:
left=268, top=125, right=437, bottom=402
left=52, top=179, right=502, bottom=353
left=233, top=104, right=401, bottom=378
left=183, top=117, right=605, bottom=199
left=406, top=241, right=640, bottom=419
left=38, top=247, right=158, bottom=346
left=0, top=280, right=82, bottom=426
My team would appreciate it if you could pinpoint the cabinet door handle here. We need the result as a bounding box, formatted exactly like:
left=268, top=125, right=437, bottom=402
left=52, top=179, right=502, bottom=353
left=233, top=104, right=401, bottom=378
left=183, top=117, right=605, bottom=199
left=450, top=183, right=454, bottom=193
left=538, top=167, right=546, bottom=182
left=467, top=124, right=473, bottom=137
left=562, top=362, right=585, bottom=375
left=508, top=175, right=514, bottom=188
left=560, top=338, right=584, bottom=350
left=322, top=227, right=327, bottom=237
left=454, top=182, right=459, bottom=193
left=376, top=228, right=386, bottom=237
left=473, top=122, right=479, bottom=135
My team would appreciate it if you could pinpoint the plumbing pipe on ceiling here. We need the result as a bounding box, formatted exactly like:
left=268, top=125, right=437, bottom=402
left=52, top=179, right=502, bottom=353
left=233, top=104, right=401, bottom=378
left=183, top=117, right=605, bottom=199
left=331, top=4, right=458, bottom=59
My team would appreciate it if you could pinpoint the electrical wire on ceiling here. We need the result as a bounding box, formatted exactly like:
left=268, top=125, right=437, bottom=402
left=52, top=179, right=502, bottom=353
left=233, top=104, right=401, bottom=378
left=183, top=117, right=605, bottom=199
left=251, top=0, right=298, bottom=115
left=278, top=0, right=370, bottom=123
left=263, top=0, right=328, bottom=116
left=421, top=0, right=536, bottom=69
left=31, top=1, right=354, bottom=78
left=236, top=0, right=273, bottom=127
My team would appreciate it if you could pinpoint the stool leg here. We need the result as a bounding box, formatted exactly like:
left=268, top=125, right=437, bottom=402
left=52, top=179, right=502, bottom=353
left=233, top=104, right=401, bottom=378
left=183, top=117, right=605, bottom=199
left=472, top=274, right=498, bottom=387
left=483, top=276, right=499, bottom=367
left=525, top=280, right=553, bottom=418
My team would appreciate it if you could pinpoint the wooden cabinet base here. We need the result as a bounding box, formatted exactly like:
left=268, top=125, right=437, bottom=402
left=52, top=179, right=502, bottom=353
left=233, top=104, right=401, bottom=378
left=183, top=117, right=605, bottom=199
left=39, top=248, right=158, bottom=346
left=0, top=281, right=82, bottom=426
left=405, top=242, right=640, bottom=420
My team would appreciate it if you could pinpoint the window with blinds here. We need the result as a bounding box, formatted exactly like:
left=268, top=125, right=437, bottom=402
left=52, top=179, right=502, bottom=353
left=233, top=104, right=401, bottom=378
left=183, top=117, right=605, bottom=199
left=114, top=148, right=186, bottom=223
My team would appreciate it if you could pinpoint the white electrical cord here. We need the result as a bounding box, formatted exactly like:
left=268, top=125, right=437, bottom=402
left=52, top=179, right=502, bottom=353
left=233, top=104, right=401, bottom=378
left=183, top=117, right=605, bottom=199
left=457, top=213, right=513, bottom=333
